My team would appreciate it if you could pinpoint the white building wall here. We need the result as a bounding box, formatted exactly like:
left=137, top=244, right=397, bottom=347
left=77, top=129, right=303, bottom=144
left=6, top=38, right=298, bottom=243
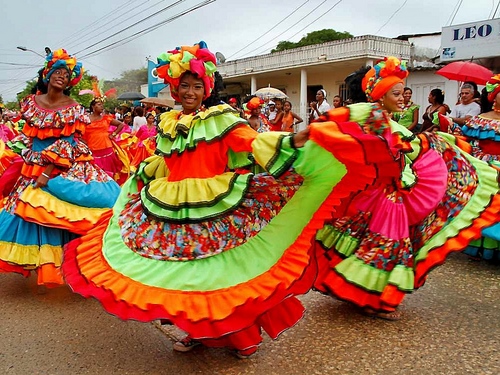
left=406, top=71, right=460, bottom=114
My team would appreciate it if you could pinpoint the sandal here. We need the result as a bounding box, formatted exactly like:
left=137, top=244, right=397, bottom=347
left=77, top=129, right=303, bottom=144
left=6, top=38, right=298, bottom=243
left=230, top=347, right=257, bottom=359
left=375, top=310, right=402, bottom=321
left=173, top=336, right=201, bottom=352
left=362, top=308, right=402, bottom=321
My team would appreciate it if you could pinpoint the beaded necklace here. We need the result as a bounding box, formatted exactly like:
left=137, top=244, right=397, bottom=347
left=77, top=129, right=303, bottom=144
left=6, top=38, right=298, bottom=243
left=177, top=106, right=205, bottom=120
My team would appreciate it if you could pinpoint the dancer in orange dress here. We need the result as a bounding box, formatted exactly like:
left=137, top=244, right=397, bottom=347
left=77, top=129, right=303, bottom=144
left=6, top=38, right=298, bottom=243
left=83, top=99, right=130, bottom=184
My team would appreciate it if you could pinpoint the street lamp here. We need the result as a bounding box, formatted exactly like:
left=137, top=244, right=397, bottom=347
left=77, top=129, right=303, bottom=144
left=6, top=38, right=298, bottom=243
left=16, top=46, right=47, bottom=59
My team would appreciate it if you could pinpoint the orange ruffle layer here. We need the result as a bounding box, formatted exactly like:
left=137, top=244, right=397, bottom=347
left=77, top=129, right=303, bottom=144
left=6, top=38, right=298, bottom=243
left=313, top=246, right=404, bottom=311
left=22, top=121, right=87, bottom=140
left=63, top=120, right=390, bottom=344
left=414, top=193, right=500, bottom=288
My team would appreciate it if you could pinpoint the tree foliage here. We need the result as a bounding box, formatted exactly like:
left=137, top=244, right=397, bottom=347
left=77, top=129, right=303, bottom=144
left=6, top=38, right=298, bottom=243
left=271, top=29, right=354, bottom=53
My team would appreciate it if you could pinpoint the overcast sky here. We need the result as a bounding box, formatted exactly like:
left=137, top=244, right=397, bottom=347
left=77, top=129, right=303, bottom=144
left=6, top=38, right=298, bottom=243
left=0, top=0, right=497, bottom=101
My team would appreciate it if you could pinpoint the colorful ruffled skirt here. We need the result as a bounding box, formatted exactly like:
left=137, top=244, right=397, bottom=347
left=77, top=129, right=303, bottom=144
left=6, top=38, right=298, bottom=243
left=313, top=131, right=500, bottom=311
left=0, top=160, right=120, bottom=286
left=461, top=119, right=500, bottom=261
left=63, top=121, right=403, bottom=352
left=91, top=140, right=130, bottom=185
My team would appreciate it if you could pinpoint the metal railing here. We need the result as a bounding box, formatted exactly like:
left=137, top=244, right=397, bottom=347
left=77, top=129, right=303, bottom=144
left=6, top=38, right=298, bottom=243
left=218, top=35, right=411, bottom=77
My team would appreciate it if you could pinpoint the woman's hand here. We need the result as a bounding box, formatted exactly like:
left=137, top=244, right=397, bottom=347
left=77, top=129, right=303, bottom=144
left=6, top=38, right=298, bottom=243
left=33, top=174, right=49, bottom=189
left=109, top=132, right=117, bottom=139
left=292, top=127, right=310, bottom=148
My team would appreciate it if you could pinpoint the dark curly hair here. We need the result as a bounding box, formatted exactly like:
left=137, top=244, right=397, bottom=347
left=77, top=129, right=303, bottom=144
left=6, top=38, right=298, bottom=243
left=202, top=71, right=225, bottom=108
left=344, top=65, right=371, bottom=104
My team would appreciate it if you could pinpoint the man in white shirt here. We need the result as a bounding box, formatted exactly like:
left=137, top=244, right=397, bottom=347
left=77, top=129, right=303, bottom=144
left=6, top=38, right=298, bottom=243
left=450, top=83, right=481, bottom=126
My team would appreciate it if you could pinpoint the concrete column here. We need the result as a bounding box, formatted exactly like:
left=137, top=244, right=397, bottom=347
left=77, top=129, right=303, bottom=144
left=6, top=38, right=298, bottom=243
left=299, top=69, right=308, bottom=131
left=250, top=76, right=257, bottom=94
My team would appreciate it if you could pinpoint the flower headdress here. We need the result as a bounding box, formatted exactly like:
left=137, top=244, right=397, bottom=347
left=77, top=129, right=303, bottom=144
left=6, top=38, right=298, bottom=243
left=155, top=41, right=217, bottom=102
left=362, top=57, right=408, bottom=102
left=78, top=76, right=117, bottom=101
left=485, top=74, right=500, bottom=103
left=42, top=49, right=84, bottom=87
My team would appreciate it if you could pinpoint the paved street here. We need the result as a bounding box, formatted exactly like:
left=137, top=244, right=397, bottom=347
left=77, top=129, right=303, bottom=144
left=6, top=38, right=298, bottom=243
left=1, top=253, right=499, bottom=375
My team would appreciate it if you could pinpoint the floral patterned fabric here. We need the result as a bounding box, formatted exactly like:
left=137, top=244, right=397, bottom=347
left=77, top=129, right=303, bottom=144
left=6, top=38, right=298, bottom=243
left=119, top=171, right=303, bottom=261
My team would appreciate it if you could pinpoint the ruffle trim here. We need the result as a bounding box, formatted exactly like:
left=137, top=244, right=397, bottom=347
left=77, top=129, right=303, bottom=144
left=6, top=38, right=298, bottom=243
left=15, top=186, right=110, bottom=235
left=0, top=240, right=63, bottom=268
left=316, top=250, right=405, bottom=311
left=62, top=120, right=400, bottom=342
left=156, top=106, right=249, bottom=156
left=141, top=172, right=252, bottom=222
left=413, top=142, right=500, bottom=287
left=20, top=95, right=89, bottom=140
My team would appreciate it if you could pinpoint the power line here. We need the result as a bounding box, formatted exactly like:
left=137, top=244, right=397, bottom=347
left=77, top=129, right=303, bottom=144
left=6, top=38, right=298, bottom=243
left=446, top=0, right=463, bottom=26
left=226, top=0, right=311, bottom=60
left=65, top=0, right=159, bottom=51
left=282, top=0, right=343, bottom=43
left=56, top=0, right=144, bottom=48
left=74, top=0, right=186, bottom=56
left=492, top=0, right=500, bottom=18
left=248, top=0, right=343, bottom=58
left=0, top=61, right=40, bottom=67
left=375, top=0, right=408, bottom=34
left=449, top=0, right=464, bottom=25
left=236, top=0, right=330, bottom=59
left=80, top=0, right=215, bottom=59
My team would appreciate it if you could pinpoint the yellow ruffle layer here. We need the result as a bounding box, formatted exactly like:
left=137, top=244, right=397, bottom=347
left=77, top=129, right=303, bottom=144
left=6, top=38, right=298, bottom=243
left=0, top=240, right=62, bottom=268
left=145, top=172, right=241, bottom=207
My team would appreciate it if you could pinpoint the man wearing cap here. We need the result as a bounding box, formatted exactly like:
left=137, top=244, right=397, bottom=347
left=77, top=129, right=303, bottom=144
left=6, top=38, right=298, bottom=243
left=228, top=97, right=245, bottom=118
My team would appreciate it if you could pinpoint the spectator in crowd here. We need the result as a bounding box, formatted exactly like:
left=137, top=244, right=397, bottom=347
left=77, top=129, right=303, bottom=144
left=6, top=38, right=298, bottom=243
left=421, top=88, right=450, bottom=132
left=309, top=89, right=330, bottom=122
left=269, top=99, right=284, bottom=131
left=266, top=100, right=277, bottom=121
left=449, top=83, right=481, bottom=126
left=132, top=106, right=147, bottom=132
left=246, top=97, right=270, bottom=133
left=228, top=97, right=245, bottom=118
left=332, top=95, right=343, bottom=108
left=281, top=100, right=303, bottom=132
left=393, top=87, right=420, bottom=132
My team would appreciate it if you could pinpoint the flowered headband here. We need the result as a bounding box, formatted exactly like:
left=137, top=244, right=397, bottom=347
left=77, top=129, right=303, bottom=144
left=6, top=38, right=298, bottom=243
left=42, top=49, right=84, bottom=87
left=486, top=74, right=500, bottom=103
left=78, top=76, right=117, bottom=101
left=155, top=41, right=217, bottom=102
left=362, top=57, right=408, bottom=102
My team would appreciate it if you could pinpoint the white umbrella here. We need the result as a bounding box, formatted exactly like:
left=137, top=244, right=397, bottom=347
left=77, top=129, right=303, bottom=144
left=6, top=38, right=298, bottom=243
left=254, top=85, right=288, bottom=99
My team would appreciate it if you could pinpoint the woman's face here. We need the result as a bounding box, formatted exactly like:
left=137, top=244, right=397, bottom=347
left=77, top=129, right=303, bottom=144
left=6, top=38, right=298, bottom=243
left=381, top=83, right=404, bottom=113
left=428, top=93, right=435, bottom=104
left=333, top=97, right=342, bottom=108
left=49, top=68, right=70, bottom=90
left=316, top=90, right=325, bottom=102
left=178, top=74, right=204, bottom=114
left=403, top=89, right=412, bottom=103
left=146, top=115, right=155, bottom=124
left=283, top=102, right=291, bottom=112
left=92, top=101, right=104, bottom=114
left=275, top=101, right=283, bottom=110
left=251, top=107, right=261, bottom=116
